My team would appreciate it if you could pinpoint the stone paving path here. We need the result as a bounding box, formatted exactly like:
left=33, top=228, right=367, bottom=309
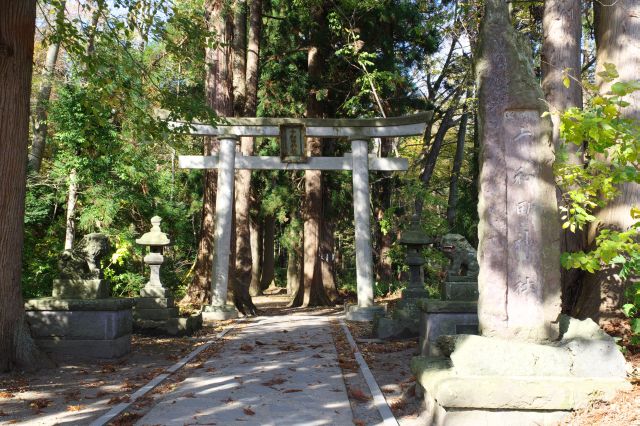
left=136, top=315, right=354, bottom=426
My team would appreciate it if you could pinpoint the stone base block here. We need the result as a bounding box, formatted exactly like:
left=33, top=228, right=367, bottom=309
left=202, top=304, right=238, bottom=322
left=344, top=304, right=385, bottom=322
left=418, top=300, right=478, bottom=356
left=24, top=297, right=134, bottom=359
left=35, top=334, right=131, bottom=359
left=411, top=317, right=631, bottom=425
left=375, top=317, right=419, bottom=339
left=26, top=309, right=132, bottom=339
left=440, top=281, right=478, bottom=301
left=134, top=307, right=179, bottom=321
left=135, top=297, right=175, bottom=309
left=52, top=279, right=109, bottom=299
left=140, top=284, right=169, bottom=298
left=134, top=313, right=202, bottom=336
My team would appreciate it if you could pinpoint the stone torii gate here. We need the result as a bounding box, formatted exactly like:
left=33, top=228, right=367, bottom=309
left=176, top=112, right=430, bottom=321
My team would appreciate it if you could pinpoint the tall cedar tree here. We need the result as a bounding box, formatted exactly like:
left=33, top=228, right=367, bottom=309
left=0, top=0, right=51, bottom=372
left=574, top=0, right=640, bottom=322
left=541, top=0, right=585, bottom=313
left=182, top=0, right=234, bottom=308
left=290, top=0, right=333, bottom=307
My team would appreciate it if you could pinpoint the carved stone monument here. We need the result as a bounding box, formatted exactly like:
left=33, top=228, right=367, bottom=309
left=134, top=216, right=202, bottom=335
left=25, top=233, right=134, bottom=359
left=411, top=1, right=629, bottom=423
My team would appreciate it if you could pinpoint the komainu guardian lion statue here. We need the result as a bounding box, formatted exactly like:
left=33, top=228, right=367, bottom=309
left=440, top=233, right=479, bottom=279
left=58, top=233, right=110, bottom=279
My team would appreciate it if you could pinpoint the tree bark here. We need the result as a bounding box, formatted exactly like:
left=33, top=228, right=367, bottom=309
left=181, top=0, right=234, bottom=308
left=64, top=169, right=78, bottom=250
left=249, top=216, right=262, bottom=295
left=541, top=0, right=585, bottom=314
left=260, top=214, right=275, bottom=290
left=290, top=1, right=332, bottom=307
left=28, top=0, right=65, bottom=173
left=416, top=97, right=459, bottom=215
left=574, top=0, right=640, bottom=322
left=245, top=0, right=262, bottom=298
left=287, top=235, right=303, bottom=297
left=374, top=138, right=393, bottom=283
left=0, top=0, right=51, bottom=372
left=446, top=102, right=469, bottom=229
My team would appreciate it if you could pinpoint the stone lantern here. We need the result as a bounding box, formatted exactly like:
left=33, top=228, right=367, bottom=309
left=398, top=214, right=432, bottom=300
left=136, top=216, right=171, bottom=298
left=375, top=215, right=433, bottom=339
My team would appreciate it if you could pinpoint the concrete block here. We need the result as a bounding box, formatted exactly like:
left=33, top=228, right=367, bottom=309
left=202, top=304, right=238, bottom=322
left=344, top=304, right=385, bottom=322
left=419, top=312, right=478, bottom=356
left=135, top=297, right=175, bottom=309
left=52, top=279, right=109, bottom=299
left=134, top=307, right=179, bottom=321
left=25, top=297, right=135, bottom=311
left=26, top=310, right=132, bottom=339
left=441, top=282, right=478, bottom=301
left=134, top=313, right=203, bottom=336
left=35, top=334, right=131, bottom=359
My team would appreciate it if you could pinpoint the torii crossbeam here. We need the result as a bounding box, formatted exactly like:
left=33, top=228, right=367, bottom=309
left=174, top=112, right=431, bottom=321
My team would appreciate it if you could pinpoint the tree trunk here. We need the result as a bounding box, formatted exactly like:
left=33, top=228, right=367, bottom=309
left=0, top=0, right=51, bottom=372
left=416, top=98, right=459, bottom=215
left=245, top=0, right=262, bottom=298
left=232, top=0, right=247, bottom=116
left=249, top=217, right=262, bottom=296
left=287, top=236, right=303, bottom=297
left=541, top=0, right=585, bottom=314
left=64, top=169, right=78, bottom=250
left=181, top=0, right=234, bottom=308
left=260, top=214, right=275, bottom=290
left=446, top=103, right=469, bottom=229
left=28, top=0, right=65, bottom=173
left=574, top=0, right=640, bottom=322
left=291, top=1, right=332, bottom=308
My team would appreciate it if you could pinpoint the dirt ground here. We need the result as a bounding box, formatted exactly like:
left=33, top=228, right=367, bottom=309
left=1, top=294, right=639, bottom=425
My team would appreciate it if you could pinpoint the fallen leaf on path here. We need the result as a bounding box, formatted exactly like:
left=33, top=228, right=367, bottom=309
left=0, top=392, right=14, bottom=399
left=30, top=399, right=52, bottom=410
left=261, top=377, right=286, bottom=387
left=348, top=388, right=371, bottom=402
left=107, top=395, right=130, bottom=405
left=0, top=410, right=8, bottom=416
left=282, top=389, right=302, bottom=393
left=206, top=367, right=216, bottom=372
left=239, top=343, right=254, bottom=352
left=66, top=404, right=85, bottom=412
left=353, top=420, right=366, bottom=426
left=100, top=364, right=116, bottom=373
left=222, top=397, right=235, bottom=404
left=255, top=340, right=266, bottom=345
left=111, top=411, right=142, bottom=425
left=243, top=407, right=255, bottom=415
left=183, top=392, right=196, bottom=398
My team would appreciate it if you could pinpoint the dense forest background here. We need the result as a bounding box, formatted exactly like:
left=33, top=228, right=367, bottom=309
left=19, top=0, right=639, bottom=329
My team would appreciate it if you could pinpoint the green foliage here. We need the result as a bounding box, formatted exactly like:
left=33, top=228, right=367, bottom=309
left=555, top=64, right=640, bottom=340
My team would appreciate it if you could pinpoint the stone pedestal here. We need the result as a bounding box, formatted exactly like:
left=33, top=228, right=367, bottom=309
left=345, top=304, right=385, bottom=322
left=134, top=297, right=203, bottom=335
left=411, top=316, right=630, bottom=425
left=52, top=279, right=109, bottom=299
left=418, top=300, right=478, bottom=356
left=25, top=298, right=134, bottom=359
left=202, top=304, right=239, bottom=322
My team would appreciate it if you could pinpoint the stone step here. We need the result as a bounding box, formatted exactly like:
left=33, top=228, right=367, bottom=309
left=134, top=297, right=175, bottom=309
left=134, top=307, right=179, bottom=321
left=441, top=281, right=478, bottom=301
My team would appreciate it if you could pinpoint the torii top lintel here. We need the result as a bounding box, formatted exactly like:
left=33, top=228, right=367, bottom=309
left=165, top=111, right=433, bottom=139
